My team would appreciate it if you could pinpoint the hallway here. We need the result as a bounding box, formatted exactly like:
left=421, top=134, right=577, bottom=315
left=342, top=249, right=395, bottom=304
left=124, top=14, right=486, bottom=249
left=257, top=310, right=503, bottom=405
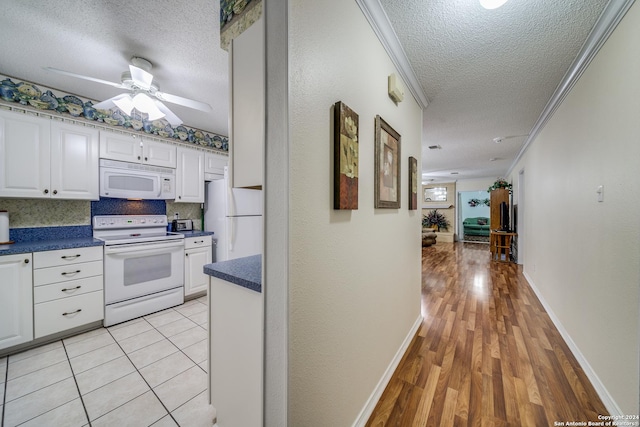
left=366, top=242, right=607, bottom=426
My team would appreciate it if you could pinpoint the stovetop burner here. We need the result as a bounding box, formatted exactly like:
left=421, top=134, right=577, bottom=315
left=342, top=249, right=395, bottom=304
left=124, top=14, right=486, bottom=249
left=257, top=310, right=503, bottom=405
left=93, top=215, right=185, bottom=245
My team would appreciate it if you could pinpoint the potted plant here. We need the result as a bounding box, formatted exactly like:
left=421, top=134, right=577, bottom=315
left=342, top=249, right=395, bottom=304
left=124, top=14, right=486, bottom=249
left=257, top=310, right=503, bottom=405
left=422, top=209, right=450, bottom=232
left=488, top=177, right=512, bottom=193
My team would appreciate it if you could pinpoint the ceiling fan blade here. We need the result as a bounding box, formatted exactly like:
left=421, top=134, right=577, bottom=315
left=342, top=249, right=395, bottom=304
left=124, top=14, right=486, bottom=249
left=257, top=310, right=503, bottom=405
left=129, top=64, right=153, bottom=91
left=154, top=100, right=183, bottom=126
left=93, top=93, right=133, bottom=111
left=155, top=91, right=212, bottom=112
left=44, top=67, right=125, bottom=89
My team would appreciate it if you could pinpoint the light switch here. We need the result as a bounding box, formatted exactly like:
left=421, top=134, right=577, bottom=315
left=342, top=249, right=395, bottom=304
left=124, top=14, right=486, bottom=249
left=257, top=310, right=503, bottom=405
left=596, top=185, right=604, bottom=202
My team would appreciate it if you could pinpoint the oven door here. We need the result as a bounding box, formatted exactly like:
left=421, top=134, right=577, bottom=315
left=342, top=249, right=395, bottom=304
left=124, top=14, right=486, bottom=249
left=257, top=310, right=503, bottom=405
left=103, top=239, right=184, bottom=304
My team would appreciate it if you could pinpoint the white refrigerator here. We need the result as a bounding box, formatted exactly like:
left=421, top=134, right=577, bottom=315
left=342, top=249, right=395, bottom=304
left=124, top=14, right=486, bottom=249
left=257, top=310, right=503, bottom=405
left=204, top=168, right=263, bottom=262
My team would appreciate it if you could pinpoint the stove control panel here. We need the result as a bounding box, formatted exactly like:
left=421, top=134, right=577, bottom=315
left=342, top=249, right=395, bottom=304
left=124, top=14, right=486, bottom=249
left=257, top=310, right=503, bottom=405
left=93, top=215, right=168, bottom=230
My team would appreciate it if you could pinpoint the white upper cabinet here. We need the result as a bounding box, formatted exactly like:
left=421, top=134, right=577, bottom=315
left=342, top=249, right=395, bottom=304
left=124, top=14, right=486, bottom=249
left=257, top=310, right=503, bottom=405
left=205, top=152, right=228, bottom=178
left=99, top=131, right=176, bottom=168
left=0, top=110, right=99, bottom=200
left=50, top=121, right=99, bottom=200
left=176, top=146, right=204, bottom=203
left=229, top=15, right=264, bottom=189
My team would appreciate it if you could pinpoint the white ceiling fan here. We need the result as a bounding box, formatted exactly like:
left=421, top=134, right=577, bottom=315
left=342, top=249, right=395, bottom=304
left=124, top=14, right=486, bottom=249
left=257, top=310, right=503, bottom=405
left=45, top=57, right=212, bottom=126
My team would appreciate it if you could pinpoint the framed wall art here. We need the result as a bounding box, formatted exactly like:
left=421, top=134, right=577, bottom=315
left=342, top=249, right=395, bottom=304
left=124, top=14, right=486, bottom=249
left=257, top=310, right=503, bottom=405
left=408, top=156, right=417, bottom=210
left=374, top=115, right=401, bottom=209
left=334, top=101, right=359, bottom=209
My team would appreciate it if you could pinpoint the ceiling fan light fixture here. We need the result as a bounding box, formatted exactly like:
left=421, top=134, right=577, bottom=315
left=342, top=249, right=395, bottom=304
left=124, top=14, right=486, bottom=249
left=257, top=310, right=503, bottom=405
left=113, top=94, right=134, bottom=115
left=132, top=93, right=164, bottom=120
left=479, top=0, right=509, bottom=9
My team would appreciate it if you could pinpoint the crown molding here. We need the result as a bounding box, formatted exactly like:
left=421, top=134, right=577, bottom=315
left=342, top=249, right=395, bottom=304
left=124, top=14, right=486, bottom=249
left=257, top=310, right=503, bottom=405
left=355, top=0, right=429, bottom=110
left=507, top=0, right=636, bottom=177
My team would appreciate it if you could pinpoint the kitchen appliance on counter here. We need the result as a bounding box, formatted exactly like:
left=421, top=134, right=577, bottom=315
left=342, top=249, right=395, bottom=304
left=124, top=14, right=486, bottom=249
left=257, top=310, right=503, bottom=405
left=204, top=167, right=262, bottom=262
left=93, top=215, right=184, bottom=326
left=172, top=218, right=193, bottom=232
left=99, top=159, right=176, bottom=200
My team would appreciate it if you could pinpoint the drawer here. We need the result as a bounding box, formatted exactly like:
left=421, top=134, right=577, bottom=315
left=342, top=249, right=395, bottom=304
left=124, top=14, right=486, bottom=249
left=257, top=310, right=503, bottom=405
left=185, top=235, right=212, bottom=250
left=34, top=290, right=104, bottom=339
left=34, top=246, right=103, bottom=269
left=34, top=260, right=103, bottom=287
left=34, top=275, right=103, bottom=304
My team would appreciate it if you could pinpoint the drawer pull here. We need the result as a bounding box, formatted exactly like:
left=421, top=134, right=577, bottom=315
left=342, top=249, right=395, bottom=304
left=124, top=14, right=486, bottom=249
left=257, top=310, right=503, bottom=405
left=61, top=270, right=81, bottom=276
left=61, top=254, right=81, bottom=260
left=62, top=309, right=82, bottom=316
left=61, top=285, right=82, bottom=292
left=195, top=240, right=204, bottom=244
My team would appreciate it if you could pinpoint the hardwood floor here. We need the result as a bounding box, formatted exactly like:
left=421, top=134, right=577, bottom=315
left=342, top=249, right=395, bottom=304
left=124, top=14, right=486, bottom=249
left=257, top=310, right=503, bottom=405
left=366, top=242, right=607, bottom=426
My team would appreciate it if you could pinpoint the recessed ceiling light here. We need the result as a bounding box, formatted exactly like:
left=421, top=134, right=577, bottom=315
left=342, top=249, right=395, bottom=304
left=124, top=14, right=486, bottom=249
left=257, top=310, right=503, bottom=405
left=479, top=0, right=509, bottom=10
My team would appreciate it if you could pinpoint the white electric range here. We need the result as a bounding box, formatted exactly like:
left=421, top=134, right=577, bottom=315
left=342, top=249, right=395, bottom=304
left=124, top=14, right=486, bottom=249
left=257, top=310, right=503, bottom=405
left=93, top=215, right=185, bottom=326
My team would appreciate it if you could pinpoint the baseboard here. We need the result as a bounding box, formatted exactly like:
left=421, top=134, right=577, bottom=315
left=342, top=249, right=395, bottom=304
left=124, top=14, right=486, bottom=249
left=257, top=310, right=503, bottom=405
left=352, top=315, right=423, bottom=427
left=523, top=271, right=622, bottom=415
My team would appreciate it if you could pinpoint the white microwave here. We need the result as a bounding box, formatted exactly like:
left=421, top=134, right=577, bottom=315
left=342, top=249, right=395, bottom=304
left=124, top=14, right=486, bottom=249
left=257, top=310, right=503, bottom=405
left=99, top=159, right=176, bottom=200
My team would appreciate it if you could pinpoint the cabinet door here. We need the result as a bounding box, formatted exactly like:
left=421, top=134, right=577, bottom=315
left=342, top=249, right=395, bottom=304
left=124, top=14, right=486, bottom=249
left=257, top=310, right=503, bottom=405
left=0, top=253, right=33, bottom=350
left=99, top=131, right=142, bottom=162
left=142, top=140, right=177, bottom=168
left=230, top=15, right=264, bottom=189
left=0, top=110, right=51, bottom=198
left=50, top=122, right=99, bottom=200
left=185, top=245, right=212, bottom=296
left=176, top=147, right=204, bottom=203
left=205, top=152, right=228, bottom=176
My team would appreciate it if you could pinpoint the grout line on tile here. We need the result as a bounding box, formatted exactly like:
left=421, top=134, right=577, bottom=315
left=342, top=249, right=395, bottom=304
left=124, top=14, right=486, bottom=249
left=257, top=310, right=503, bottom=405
left=62, top=337, right=91, bottom=425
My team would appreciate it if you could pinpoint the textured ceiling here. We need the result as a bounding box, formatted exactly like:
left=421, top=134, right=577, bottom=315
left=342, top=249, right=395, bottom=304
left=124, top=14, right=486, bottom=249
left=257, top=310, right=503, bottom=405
left=0, top=1, right=610, bottom=182
left=380, top=0, right=609, bottom=182
left=0, top=0, right=228, bottom=136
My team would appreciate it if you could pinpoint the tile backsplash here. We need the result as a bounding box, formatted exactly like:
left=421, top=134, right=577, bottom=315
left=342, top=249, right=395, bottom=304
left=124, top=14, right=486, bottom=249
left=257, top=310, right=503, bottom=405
left=1, top=198, right=203, bottom=230
left=0, top=199, right=90, bottom=227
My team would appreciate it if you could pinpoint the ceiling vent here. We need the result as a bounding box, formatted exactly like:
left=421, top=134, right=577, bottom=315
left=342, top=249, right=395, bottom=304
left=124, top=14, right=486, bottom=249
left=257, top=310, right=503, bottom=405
left=428, top=145, right=442, bottom=150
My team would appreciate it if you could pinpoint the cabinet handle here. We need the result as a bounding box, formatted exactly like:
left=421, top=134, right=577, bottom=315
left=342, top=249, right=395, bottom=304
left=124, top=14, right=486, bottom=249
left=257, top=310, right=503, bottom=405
left=61, top=285, right=82, bottom=292
left=195, top=240, right=204, bottom=244
left=178, top=196, right=182, bottom=199
left=185, top=253, right=189, bottom=257
left=43, top=189, right=49, bottom=194
left=53, top=190, right=58, bottom=195
left=24, top=258, right=29, bottom=264
left=61, top=254, right=81, bottom=259
left=61, top=270, right=81, bottom=276
left=144, top=157, right=148, bottom=161
left=62, top=309, right=82, bottom=316
left=138, top=156, right=141, bottom=160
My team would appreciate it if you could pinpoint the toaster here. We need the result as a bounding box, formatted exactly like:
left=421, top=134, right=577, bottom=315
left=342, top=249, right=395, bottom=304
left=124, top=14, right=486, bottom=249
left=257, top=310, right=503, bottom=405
left=172, top=219, right=193, bottom=232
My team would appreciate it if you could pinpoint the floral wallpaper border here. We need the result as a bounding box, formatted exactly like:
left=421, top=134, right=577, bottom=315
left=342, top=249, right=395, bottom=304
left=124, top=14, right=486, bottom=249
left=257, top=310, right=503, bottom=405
left=220, top=0, right=262, bottom=51
left=0, top=74, right=229, bottom=152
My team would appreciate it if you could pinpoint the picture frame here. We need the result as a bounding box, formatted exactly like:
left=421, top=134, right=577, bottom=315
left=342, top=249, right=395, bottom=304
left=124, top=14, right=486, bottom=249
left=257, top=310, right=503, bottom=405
left=374, top=115, right=401, bottom=208
left=333, top=101, right=359, bottom=209
left=408, top=156, right=417, bottom=210
left=423, top=187, right=447, bottom=202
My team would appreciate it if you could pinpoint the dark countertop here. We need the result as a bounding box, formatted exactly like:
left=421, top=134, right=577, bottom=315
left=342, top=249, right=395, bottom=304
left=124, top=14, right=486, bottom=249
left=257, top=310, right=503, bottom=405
left=177, top=230, right=215, bottom=238
left=204, top=255, right=262, bottom=293
left=0, top=237, right=104, bottom=256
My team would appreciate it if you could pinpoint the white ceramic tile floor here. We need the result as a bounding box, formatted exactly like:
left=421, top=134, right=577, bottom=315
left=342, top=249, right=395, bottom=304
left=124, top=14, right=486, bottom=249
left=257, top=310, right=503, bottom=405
left=0, top=296, right=215, bottom=427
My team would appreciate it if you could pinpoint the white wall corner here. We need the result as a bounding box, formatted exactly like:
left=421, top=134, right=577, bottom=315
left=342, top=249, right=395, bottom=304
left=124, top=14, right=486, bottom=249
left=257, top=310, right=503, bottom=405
left=351, top=315, right=423, bottom=427
left=355, top=0, right=429, bottom=110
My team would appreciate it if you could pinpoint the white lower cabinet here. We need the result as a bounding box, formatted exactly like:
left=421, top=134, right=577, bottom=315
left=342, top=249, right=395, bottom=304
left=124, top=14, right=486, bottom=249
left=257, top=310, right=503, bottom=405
left=184, top=236, right=212, bottom=297
left=0, top=253, right=33, bottom=351
left=33, top=246, right=104, bottom=339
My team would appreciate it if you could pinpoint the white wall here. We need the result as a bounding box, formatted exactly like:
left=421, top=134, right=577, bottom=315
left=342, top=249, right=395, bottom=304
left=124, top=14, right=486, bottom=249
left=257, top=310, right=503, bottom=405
left=288, top=0, right=423, bottom=424
left=508, top=2, right=639, bottom=414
